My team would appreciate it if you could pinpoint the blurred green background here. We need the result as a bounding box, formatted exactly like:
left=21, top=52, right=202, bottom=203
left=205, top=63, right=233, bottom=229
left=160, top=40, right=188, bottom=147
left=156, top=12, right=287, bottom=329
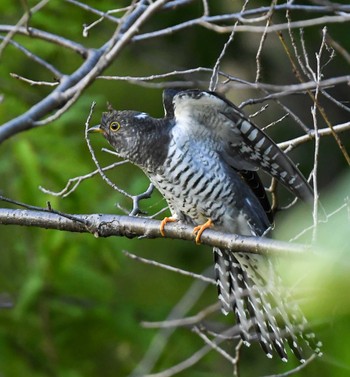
left=0, top=1, right=350, bottom=376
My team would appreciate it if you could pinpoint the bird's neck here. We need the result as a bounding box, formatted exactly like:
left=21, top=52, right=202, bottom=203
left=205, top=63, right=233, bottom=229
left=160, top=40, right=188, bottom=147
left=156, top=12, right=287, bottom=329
left=132, top=118, right=172, bottom=172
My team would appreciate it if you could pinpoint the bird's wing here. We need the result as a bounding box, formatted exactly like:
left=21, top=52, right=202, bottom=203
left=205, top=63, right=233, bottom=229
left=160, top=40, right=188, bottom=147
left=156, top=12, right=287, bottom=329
left=162, top=88, right=182, bottom=118
left=170, top=89, right=313, bottom=203
left=239, top=170, right=274, bottom=224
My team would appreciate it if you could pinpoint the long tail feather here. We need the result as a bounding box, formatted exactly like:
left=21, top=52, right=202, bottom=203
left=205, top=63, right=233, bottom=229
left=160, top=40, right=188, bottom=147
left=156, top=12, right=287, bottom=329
left=213, top=247, right=321, bottom=361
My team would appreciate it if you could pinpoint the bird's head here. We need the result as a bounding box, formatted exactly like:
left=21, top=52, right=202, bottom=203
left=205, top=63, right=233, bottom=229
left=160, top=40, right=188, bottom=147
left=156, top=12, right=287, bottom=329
left=88, top=109, right=153, bottom=161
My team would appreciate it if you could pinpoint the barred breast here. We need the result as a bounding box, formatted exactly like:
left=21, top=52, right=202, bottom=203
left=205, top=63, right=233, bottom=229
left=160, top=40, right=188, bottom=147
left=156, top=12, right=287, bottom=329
left=148, top=131, right=270, bottom=236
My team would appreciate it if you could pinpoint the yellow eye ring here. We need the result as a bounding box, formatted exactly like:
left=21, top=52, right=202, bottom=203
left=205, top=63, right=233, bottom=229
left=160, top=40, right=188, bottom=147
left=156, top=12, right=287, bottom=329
left=109, top=121, right=121, bottom=132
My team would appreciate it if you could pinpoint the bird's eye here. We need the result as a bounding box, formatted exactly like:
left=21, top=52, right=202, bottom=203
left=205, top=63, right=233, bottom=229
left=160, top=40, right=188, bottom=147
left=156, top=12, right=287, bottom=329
left=109, top=121, right=121, bottom=132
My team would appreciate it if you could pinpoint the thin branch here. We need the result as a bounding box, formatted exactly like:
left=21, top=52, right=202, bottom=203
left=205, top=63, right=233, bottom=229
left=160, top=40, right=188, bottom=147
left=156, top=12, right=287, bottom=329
left=0, top=196, right=88, bottom=226
left=130, top=268, right=213, bottom=377
left=143, top=328, right=237, bottom=377
left=122, top=250, right=215, bottom=284
left=261, top=354, right=317, bottom=377
left=81, top=6, right=132, bottom=37
left=311, top=27, right=328, bottom=241
left=100, top=70, right=350, bottom=94
left=85, top=103, right=156, bottom=215
left=255, top=0, right=277, bottom=82
left=38, top=161, right=129, bottom=197
left=98, top=67, right=214, bottom=82
left=234, top=340, right=243, bottom=377
left=141, top=303, right=220, bottom=329
left=10, top=73, right=59, bottom=87
left=134, top=5, right=350, bottom=42
left=33, top=89, right=82, bottom=125
left=202, top=14, right=350, bottom=34
left=325, top=32, right=350, bottom=64
left=193, top=326, right=239, bottom=365
left=1, top=37, right=62, bottom=78
left=209, top=0, right=249, bottom=91
left=238, top=75, right=350, bottom=104
left=0, top=0, right=50, bottom=58
left=65, top=0, right=121, bottom=24
left=84, top=102, right=132, bottom=200
left=289, top=201, right=348, bottom=242
left=263, top=113, right=289, bottom=132
left=277, top=122, right=350, bottom=150
left=321, top=90, right=350, bottom=114
left=0, top=25, right=88, bottom=57
left=278, top=29, right=350, bottom=164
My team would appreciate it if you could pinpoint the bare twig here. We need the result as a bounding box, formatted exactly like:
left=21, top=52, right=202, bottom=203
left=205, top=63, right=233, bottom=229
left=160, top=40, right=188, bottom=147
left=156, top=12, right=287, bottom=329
left=238, top=75, right=350, bottom=104
left=193, top=326, right=239, bottom=365
left=279, top=27, right=350, bottom=165
left=0, top=196, right=88, bottom=226
left=277, top=122, right=350, bottom=150
left=84, top=104, right=130, bottom=199
left=142, top=328, right=237, bottom=377
left=289, top=201, right=348, bottom=242
left=10, top=73, right=59, bottom=87
left=122, top=250, right=215, bottom=284
left=209, top=0, right=249, bottom=91
left=255, top=0, right=277, bottom=82
left=65, top=0, right=121, bottom=26
left=135, top=6, right=350, bottom=42
left=0, top=0, right=50, bottom=57
left=234, top=340, right=243, bottom=377
left=202, top=14, right=350, bottom=34
left=1, top=37, right=62, bottom=78
left=85, top=102, right=156, bottom=215
left=39, top=161, right=129, bottom=197
left=310, top=27, right=328, bottom=241
left=0, top=25, right=88, bottom=56
left=325, top=32, right=350, bottom=64
left=261, top=354, right=317, bottom=377
left=130, top=269, right=213, bottom=377
left=263, top=113, right=289, bottom=132
left=141, top=303, right=220, bottom=329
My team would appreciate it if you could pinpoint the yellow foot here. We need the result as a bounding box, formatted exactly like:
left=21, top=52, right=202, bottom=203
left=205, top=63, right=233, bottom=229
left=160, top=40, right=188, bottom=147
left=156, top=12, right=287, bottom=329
left=193, top=219, right=213, bottom=244
left=160, top=216, right=177, bottom=237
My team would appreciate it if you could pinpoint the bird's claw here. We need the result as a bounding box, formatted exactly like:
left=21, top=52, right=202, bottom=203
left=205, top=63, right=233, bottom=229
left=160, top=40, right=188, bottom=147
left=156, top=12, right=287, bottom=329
left=193, top=218, right=213, bottom=244
left=160, top=216, right=177, bottom=237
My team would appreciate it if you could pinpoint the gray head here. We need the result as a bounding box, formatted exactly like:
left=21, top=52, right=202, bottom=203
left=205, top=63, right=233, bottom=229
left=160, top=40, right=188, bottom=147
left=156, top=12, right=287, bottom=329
left=89, top=108, right=171, bottom=170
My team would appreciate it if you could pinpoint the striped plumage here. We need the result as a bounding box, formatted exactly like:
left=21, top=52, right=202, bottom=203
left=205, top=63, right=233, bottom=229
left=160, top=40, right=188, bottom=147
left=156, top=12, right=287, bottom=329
left=90, top=89, right=321, bottom=361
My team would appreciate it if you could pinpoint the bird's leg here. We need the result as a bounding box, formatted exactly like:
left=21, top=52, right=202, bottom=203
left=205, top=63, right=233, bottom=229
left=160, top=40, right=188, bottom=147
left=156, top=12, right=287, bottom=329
left=193, top=219, right=213, bottom=244
left=159, top=217, right=178, bottom=237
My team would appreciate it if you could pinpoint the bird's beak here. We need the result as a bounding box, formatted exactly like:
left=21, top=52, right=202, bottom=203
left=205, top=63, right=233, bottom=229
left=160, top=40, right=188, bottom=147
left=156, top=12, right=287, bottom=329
left=87, top=125, right=104, bottom=133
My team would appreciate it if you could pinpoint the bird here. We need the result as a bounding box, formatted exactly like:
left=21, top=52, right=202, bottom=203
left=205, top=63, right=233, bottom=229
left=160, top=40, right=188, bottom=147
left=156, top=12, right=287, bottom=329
left=88, top=88, right=322, bottom=362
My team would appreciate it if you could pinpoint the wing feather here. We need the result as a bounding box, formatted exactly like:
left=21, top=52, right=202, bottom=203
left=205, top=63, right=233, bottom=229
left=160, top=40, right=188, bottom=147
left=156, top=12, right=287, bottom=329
left=169, top=89, right=313, bottom=203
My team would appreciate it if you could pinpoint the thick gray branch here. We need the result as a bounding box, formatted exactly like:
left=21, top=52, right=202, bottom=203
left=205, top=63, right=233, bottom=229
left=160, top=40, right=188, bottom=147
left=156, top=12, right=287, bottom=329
left=0, top=208, right=311, bottom=256
left=0, top=0, right=168, bottom=143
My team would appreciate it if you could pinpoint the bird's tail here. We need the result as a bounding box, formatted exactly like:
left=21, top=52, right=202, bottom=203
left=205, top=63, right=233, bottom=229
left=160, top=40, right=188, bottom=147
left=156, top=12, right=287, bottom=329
left=213, top=247, right=322, bottom=362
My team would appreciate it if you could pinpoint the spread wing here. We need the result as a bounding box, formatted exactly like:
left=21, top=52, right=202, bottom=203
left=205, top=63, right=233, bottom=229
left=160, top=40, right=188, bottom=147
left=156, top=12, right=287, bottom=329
left=166, top=89, right=313, bottom=203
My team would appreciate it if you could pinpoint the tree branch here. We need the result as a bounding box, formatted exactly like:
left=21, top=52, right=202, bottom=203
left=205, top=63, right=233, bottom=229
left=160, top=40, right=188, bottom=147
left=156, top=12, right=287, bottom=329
left=0, top=208, right=312, bottom=255
left=0, top=0, right=168, bottom=143
left=0, top=25, right=88, bottom=56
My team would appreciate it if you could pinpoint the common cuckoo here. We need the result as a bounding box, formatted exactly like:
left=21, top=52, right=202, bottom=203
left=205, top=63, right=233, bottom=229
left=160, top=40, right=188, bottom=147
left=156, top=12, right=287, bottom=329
left=89, top=89, right=321, bottom=362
